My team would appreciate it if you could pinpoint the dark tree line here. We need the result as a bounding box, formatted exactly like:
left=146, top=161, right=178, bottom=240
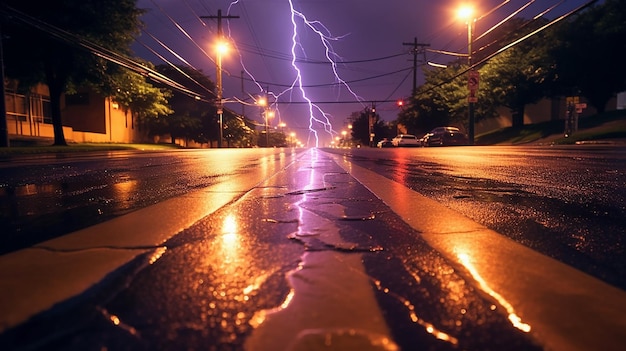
left=2, top=0, right=147, bottom=146
left=396, top=0, right=626, bottom=135
left=1, top=0, right=257, bottom=147
left=148, top=65, right=256, bottom=147
left=349, top=108, right=393, bottom=146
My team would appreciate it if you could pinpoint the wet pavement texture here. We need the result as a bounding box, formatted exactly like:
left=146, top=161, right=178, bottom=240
left=1, top=150, right=540, bottom=350
left=0, top=150, right=286, bottom=254
left=324, top=146, right=626, bottom=290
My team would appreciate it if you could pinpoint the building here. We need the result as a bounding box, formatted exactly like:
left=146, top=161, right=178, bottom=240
left=5, top=81, right=146, bottom=145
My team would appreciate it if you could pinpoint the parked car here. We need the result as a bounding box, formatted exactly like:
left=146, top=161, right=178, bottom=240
left=423, top=127, right=469, bottom=146
left=376, top=138, right=393, bottom=148
left=391, top=134, right=420, bottom=147
left=418, top=132, right=432, bottom=146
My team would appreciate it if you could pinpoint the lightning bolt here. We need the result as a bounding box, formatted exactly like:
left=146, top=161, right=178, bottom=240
left=227, top=0, right=363, bottom=147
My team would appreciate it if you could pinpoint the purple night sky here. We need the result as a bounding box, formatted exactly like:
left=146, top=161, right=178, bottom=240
left=133, top=0, right=591, bottom=146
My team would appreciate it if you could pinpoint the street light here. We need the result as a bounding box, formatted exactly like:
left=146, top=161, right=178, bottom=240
left=265, top=110, right=274, bottom=147
left=215, top=40, right=229, bottom=148
left=257, top=96, right=274, bottom=147
left=289, top=132, right=296, bottom=147
left=458, top=5, right=476, bottom=145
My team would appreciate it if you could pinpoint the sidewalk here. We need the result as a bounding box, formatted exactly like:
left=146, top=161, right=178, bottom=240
left=1, top=149, right=626, bottom=350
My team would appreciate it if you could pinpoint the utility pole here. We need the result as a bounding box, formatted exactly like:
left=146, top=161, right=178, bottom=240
left=368, top=103, right=376, bottom=147
left=466, top=19, right=476, bottom=145
left=402, top=37, right=429, bottom=95
left=201, top=10, right=239, bottom=148
left=241, top=70, right=245, bottom=119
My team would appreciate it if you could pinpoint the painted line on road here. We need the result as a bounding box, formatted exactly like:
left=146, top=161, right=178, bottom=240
left=246, top=149, right=397, bottom=350
left=0, top=164, right=283, bottom=332
left=325, top=150, right=626, bottom=351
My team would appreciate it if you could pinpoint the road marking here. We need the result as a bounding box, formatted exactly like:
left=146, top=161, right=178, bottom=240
left=246, top=149, right=398, bottom=351
left=325, top=150, right=626, bottom=351
left=0, top=158, right=285, bottom=332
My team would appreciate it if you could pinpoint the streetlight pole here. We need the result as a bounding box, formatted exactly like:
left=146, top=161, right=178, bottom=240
left=201, top=10, right=239, bottom=148
left=216, top=47, right=224, bottom=148
left=467, top=17, right=475, bottom=145
left=265, top=109, right=269, bottom=147
left=459, top=5, right=477, bottom=145
left=257, top=95, right=271, bottom=147
left=265, top=109, right=274, bottom=147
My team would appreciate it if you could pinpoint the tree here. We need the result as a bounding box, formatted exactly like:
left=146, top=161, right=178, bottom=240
left=397, top=64, right=497, bottom=135
left=551, top=0, right=626, bottom=112
left=481, top=18, right=557, bottom=128
left=106, top=67, right=173, bottom=134
left=398, top=16, right=558, bottom=132
left=150, top=65, right=254, bottom=147
left=223, top=112, right=256, bottom=147
left=149, top=65, right=217, bottom=145
left=398, top=65, right=465, bottom=134
left=350, top=108, right=387, bottom=146
left=481, top=18, right=556, bottom=128
left=2, top=0, right=143, bottom=145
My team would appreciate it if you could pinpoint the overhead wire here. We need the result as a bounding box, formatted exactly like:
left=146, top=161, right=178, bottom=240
left=235, top=1, right=277, bottom=84
left=135, top=0, right=417, bottom=106
left=135, top=37, right=216, bottom=98
left=474, top=0, right=564, bottom=64
left=380, top=68, right=414, bottom=109
left=147, top=0, right=216, bottom=66
left=10, top=0, right=575, bottom=110
left=474, top=0, right=536, bottom=42
left=420, top=0, right=569, bottom=96
left=0, top=4, right=205, bottom=100
left=415, top=0, right=599, bottom=100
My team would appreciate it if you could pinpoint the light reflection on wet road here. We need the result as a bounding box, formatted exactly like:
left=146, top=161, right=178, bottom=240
left=325, top=145, right=626, bottom=290
left=1, top=148, right=543, bottom=350
left=0, top=149, right=294, bottom=254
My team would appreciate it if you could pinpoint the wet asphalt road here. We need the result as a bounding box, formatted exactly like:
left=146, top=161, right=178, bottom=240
left=0, top=149, right=289, bottom=254
left=5, top=145, right=621, bottom=288
left=1, top=146, right=625, bottom=350
left=324, top=145, right=626, bottom=290
left=1, top=148, right=541, bottom=350
left=1, top=145, right=625, bottom=286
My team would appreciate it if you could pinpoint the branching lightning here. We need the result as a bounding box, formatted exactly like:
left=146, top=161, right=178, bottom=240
left=226, top=0, right=363, bottom=147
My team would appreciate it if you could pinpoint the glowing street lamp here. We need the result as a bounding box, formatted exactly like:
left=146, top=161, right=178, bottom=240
left=458, top=4, right=476, bottom=145
left=457, top=5, right=474, bottom=23
left=265, top=110, right=274, bottom=147
left=289, top=132, right=296, bottom=147
left=215, top=40, right=229, bottom=148
left=257, top=96, right=267, bottom=107
left=257, top=96, right=273, bottom=147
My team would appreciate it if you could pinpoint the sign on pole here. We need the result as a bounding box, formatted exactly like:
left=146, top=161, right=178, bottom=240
left=468, top=71, right=479, bottom=103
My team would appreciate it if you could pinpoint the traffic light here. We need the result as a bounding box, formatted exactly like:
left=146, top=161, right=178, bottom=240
left=396, top=99, right=404, bottom=107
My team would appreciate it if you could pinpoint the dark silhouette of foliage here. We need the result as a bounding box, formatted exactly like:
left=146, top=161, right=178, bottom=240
left=3, top=0, right=144, bottom=145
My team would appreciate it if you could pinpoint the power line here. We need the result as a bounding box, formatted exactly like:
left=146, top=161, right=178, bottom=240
left=231, top=66, right=413, bottom=89
left=414, top=0, right=599, bottom=100
left=0, top=4, right=206, bottom=100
